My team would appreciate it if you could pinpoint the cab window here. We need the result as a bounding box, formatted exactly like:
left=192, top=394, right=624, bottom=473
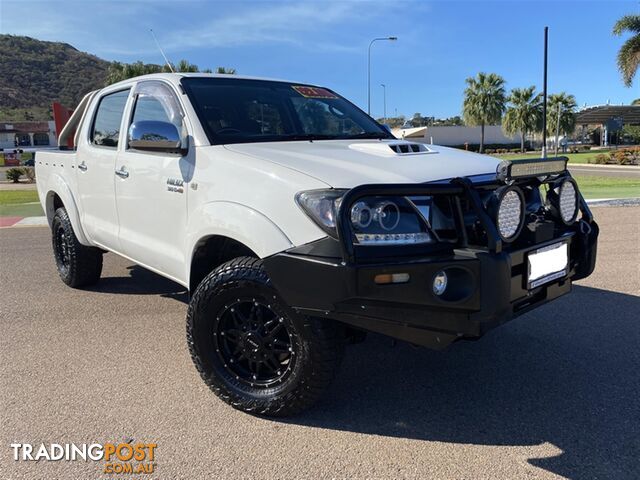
left=91, top=89, right=130, bottom=148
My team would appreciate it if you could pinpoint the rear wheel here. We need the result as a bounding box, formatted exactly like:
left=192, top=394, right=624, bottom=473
left=187, top=256, right=345, bottom=416
left=51, top=207, right=103, bottom=288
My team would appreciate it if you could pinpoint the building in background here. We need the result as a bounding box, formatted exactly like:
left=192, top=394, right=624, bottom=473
left=0, top=121, right=56, bottom=150
left=392, top=125, right=519, bottom=148
left=575, top=105, right=640, bottom=146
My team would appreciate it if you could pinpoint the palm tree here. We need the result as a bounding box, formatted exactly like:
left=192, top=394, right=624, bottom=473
left=462, top=72, right=506, bottom=153
left=547, top=93, right=577, bottom=152
left=613, top=15, right=640, bottom=87
left=502, top=86, right=542, bottom=153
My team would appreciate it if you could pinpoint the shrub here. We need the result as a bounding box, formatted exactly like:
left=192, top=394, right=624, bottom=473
left=593, top=154, right=608, bottom=164
left=5, top=167, right=23, bottom=183
left=484, top=148, right=495, bottom=154
left=22, top=167, right=36, bottom=182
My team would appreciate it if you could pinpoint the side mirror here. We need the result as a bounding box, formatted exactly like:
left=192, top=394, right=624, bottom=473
left=128, top=120, right=186, bottom=155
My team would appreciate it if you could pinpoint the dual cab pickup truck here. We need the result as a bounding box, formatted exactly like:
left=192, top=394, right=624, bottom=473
left=37, top=73, right=598, bottom=416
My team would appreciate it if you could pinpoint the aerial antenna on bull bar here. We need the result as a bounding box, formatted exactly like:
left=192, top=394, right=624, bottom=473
left=150, top=29, right=175, bottom=73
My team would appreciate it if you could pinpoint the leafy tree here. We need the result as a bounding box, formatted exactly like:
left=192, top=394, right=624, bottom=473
left=502, top=86, right=542, bottom=153
left=547, top=92, right=577, bottom=138
left=633, top=98, right=640, bottom=105
left=613, top=15, right=640, bottom=87
left=462, top=72, right=506, bottom=153
left=622, top=124, right=640, bottom=143
left=106, top=60, right=237, bottom=85
left=215, top=67, right=237, bottom=74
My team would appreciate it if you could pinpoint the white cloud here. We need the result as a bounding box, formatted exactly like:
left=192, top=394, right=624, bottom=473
left=161, top=1, right=393, bottom=54
left=0, top=0, right=411, bottom=58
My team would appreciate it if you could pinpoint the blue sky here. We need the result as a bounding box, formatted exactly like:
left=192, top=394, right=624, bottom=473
left=1, top=0, right=638, bottom=118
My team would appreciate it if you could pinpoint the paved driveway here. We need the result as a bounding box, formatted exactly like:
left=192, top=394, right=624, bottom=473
left=1, top=206, right=638, bottom=479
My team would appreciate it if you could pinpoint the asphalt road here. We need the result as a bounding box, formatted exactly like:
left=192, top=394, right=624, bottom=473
left=1, top=207, right=639, bottom=479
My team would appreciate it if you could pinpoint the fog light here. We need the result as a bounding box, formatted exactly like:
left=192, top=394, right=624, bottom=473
left=433, top=270, right=447, bottom=296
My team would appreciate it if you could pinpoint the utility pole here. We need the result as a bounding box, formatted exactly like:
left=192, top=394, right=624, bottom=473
left=554, top=102, right=562, bottom=157
left=381, top=84, right=387, bottom=124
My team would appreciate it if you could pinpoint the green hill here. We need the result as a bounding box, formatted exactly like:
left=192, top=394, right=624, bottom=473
left=0, top=35, right=109, bottom=120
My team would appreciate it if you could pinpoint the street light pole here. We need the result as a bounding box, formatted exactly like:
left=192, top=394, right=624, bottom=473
left=368, top=36, right=397, bottom=116
left=554, top=102, right=562, bottom=157
left=381, top=84, right=387, bottom=123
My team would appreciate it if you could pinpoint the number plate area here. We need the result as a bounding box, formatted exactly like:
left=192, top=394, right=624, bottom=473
left=527, top=241, right=569, bottom=289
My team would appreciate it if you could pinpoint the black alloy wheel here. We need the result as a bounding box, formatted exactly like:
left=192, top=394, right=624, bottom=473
left=187, top=256, right=345, bottom=416
left=214, top=298, right=296, bottom=388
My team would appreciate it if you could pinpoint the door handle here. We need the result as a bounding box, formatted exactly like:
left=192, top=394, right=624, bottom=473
left=115, top=167, right=129, bottom=179
left=78, top=162, right=88, bottom=171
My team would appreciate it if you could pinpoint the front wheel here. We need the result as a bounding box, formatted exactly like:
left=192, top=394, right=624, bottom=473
left=51, top=207, right=103, bottom=288
left=186, top=257, right=345, bottom=417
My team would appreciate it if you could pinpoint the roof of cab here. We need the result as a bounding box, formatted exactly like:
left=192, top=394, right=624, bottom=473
left=106, top=72, right=305, bottom=89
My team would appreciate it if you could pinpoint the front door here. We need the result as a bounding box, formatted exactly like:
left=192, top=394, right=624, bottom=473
left=77, top=88, right=130, bottom=249
left=114, top=81, right=192, bottom=283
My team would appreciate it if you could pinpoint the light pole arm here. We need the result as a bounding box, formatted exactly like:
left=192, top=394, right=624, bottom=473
left=368, top=37, right=396, bottom=116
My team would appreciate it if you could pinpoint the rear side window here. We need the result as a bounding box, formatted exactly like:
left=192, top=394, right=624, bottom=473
left=91, top=89, right=130, bottom=148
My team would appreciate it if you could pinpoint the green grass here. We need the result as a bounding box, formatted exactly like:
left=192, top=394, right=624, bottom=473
left=0, top=190, right=43, bottom=217
left=0, top=203, right=44, bottom=217
left=573, top=175, right=640, bottom=199
left=496, top=150, right=612, bottom=164
left=0, top=190, right=39, bottom=205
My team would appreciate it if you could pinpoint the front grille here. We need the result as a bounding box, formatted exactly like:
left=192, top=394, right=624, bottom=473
left=430, top=183, right=561, bottom=251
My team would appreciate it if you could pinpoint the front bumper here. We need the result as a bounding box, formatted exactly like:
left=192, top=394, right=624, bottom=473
left=264, top=168, right=599, bottom=350
left=264, top=222, right=597, bottom=349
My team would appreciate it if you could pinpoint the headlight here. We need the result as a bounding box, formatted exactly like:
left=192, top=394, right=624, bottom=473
left=558, top=179, right=578, bottom=224
left=493, top=186, right=525, bottom=242
left=296, top=190, right=432, bottom=245
left=295, top=189, right=347, bottom=236
left=349, top=196, right=432, bottom=245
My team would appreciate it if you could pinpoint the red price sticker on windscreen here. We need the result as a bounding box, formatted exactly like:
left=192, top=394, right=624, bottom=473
left=292, top=86, right=338, bottom=99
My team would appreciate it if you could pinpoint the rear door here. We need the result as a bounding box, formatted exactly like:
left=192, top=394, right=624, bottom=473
left=114, top=80, right=192, bottom=283
left=77, top=88, right=130, bottom=249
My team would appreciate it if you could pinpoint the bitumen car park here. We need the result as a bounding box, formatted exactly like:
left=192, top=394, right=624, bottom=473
left=0, top=203, right=638, bottom=479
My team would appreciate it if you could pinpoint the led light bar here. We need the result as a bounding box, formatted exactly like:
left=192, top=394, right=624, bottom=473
left=355, top=232, right=431, bottom=245
left=496, top=158, right=568, bottom=182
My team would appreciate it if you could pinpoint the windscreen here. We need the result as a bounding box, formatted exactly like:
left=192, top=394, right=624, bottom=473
left=181, top=77, right=393, bottom=145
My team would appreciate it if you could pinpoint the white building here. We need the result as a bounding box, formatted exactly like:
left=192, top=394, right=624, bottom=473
left=0, top=121, right=57, bottom=150
left=392, top=125, right=519, bottom=147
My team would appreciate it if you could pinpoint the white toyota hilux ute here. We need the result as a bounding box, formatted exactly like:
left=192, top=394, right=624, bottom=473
left=37, top=73, right=598, bottom=416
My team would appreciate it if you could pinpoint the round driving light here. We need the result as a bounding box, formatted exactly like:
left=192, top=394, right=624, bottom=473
left=375, top=201, right=401, bottom=231
left=433, top=270, right=448, bottom=296
left=350, top=201, right=372, bottom=229
left=496, top=187, right=524, bottom=241
left=559, top=179, right=578, bottom=224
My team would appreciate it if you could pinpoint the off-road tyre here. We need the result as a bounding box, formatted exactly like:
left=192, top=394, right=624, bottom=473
left=51, top=207, right=103, bottom=288
left=187, top=256, right=345, bottom=417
